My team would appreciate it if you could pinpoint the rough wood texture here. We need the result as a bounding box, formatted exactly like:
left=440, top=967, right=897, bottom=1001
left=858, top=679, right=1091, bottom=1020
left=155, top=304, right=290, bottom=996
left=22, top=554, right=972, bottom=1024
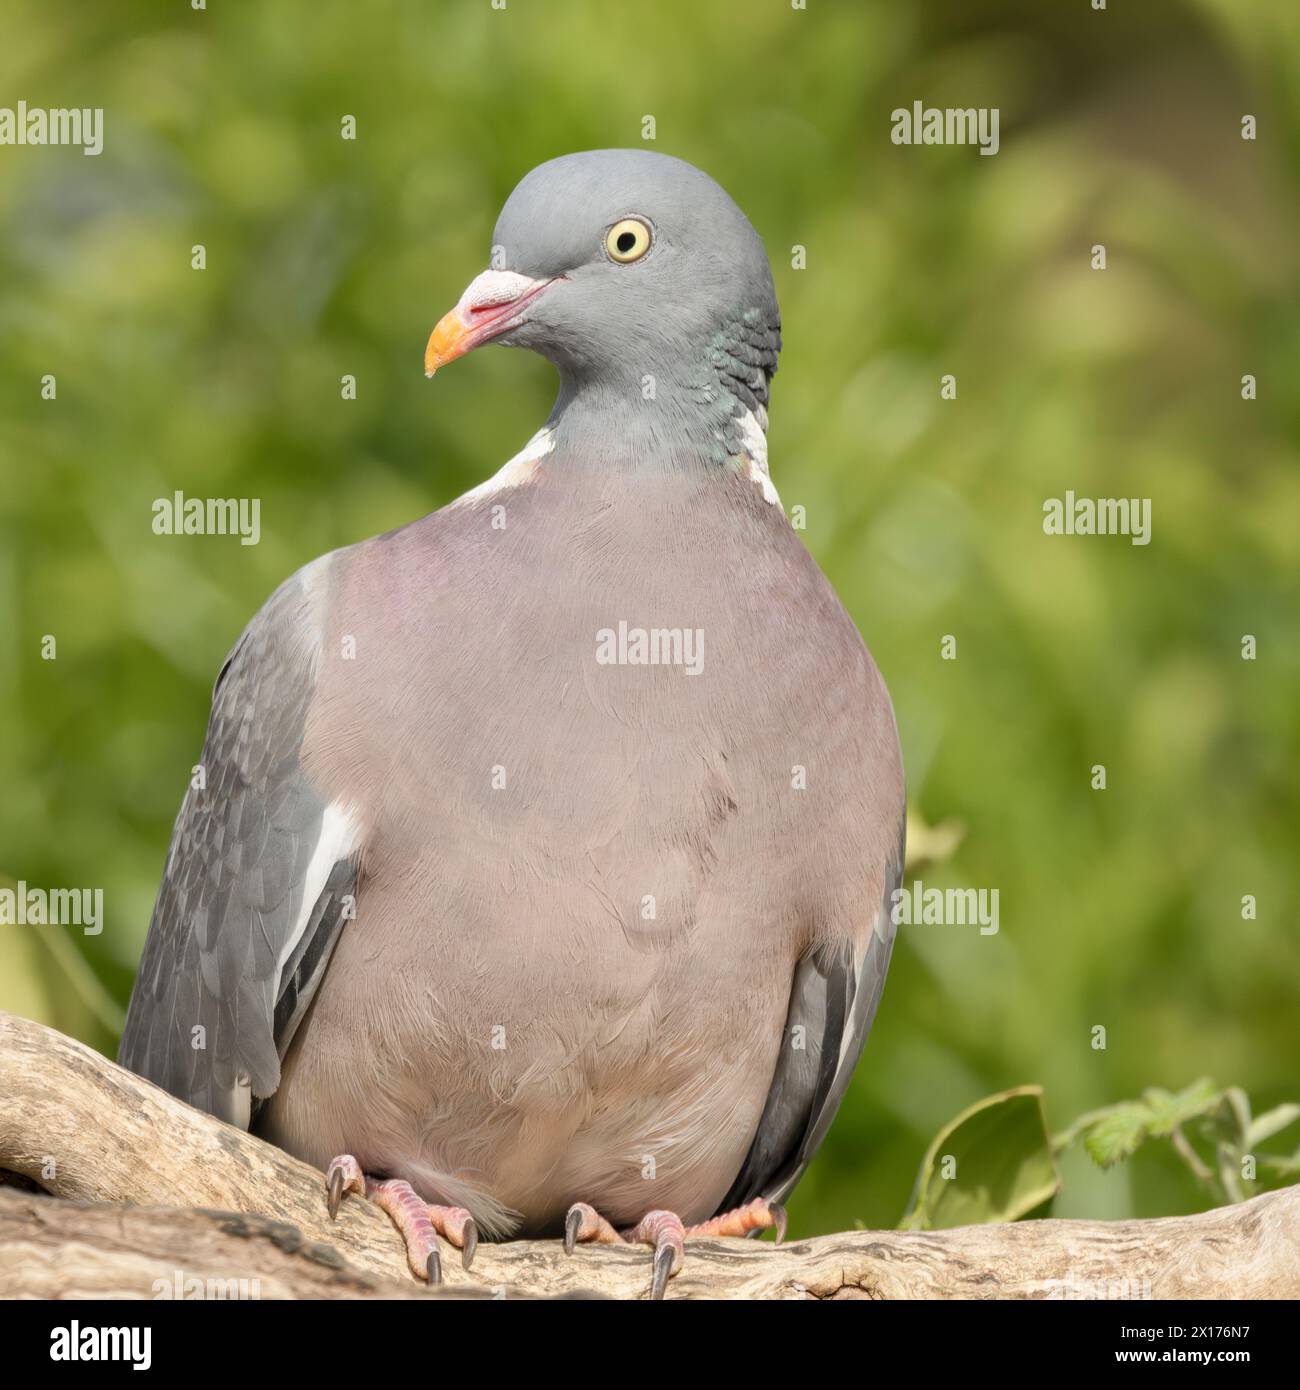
left=2, top=1011, right=1297, bottom=1300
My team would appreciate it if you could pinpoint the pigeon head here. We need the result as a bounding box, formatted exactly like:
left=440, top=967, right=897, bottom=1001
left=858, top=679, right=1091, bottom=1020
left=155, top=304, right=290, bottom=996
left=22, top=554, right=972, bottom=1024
left=425, top=150, right=781, bottom=460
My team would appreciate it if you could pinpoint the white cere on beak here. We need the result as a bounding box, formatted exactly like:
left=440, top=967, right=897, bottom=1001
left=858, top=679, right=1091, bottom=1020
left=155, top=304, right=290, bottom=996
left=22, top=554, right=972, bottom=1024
left=457, top=269, right=549, bottom=314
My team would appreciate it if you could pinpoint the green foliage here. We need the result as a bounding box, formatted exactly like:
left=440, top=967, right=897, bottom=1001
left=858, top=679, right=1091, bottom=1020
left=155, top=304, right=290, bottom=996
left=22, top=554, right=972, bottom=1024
left=906, top=1079, right=1300, bottom=1230
left=1055, top=1079, right=1300, bottom=1206
left=0, top=879, right=124, bottom=1057
left=1057, top=1078, right=1225, bottom=1168
left=901, top=1086, right=1060, bottom=1230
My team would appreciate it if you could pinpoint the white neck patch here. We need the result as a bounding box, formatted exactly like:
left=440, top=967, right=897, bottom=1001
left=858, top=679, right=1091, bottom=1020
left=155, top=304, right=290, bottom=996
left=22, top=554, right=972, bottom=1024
left=737, top=409, right=781, bottom=506
left=451, top=427, right=555, bottom=507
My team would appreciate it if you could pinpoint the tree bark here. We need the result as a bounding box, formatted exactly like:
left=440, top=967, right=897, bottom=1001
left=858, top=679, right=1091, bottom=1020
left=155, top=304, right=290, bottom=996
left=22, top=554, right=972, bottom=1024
left=1, top=1011, right=1296, bottom=1300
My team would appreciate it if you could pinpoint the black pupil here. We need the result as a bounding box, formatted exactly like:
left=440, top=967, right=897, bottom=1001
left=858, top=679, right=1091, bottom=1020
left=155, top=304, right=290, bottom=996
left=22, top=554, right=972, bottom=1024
left=616, top=230, right=638, bottom=254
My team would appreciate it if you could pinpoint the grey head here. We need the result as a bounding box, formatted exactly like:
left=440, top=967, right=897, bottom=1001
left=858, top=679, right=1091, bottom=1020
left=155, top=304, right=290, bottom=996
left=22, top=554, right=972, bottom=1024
left=424, top=149, right=781, bottom=463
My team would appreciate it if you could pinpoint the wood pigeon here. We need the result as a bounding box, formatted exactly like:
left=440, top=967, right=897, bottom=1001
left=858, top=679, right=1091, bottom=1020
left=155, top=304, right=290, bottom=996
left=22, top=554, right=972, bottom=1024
left=118, top=149, right=906, bottom=1298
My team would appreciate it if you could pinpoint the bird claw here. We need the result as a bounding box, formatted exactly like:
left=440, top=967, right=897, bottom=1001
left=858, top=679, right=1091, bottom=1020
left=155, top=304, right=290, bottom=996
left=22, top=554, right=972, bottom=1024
left=324, top=1154, right=365, bottom=1220
left=651, top=1241, right=676, bottom=1301
left=770, top=1202, right=788, bottom=1246
left=563, top=1204, right=583, bottom=1255
left=630, top=1210, right=685, bottom=1300
left=563, top=1201, right=622, bottom=1252
left=323, top=1156, right=477, bottom=1283
left=460, top=1216, right=479, bottom=1270
left=563, top=1196, right=785, bottom=1299
left=418, top=1210, right=479, bottom=1283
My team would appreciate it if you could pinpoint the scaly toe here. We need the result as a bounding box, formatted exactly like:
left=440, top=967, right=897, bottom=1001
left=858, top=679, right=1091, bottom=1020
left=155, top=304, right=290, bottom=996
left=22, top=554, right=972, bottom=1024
left=427, top=1205, right=478, bottom=1271
left=366, top=1177, right=447, bottom=1284
left=630, top=1210, right=686, bottom=1300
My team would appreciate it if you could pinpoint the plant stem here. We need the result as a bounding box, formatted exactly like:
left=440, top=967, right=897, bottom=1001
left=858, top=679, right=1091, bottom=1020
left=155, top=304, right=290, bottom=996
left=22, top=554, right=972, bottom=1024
left=1171, top=1125, right=1216, bottom=1191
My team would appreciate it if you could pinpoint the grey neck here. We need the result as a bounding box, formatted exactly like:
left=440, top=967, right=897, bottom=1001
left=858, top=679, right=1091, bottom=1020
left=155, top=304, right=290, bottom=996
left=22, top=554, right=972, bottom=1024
left=546, top=312, right=779, bottom=471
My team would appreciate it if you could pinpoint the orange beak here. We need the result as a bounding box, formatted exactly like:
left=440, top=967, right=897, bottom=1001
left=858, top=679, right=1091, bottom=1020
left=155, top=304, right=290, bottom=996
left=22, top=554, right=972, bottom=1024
left=424, top=269, right=555, bottom=377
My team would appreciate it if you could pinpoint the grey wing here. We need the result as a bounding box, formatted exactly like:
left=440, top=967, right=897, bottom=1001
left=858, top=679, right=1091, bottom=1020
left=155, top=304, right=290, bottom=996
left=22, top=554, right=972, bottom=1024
left=118, top=562, right=358, bottom=1128
left=720, top=812, right=905, bottom=1212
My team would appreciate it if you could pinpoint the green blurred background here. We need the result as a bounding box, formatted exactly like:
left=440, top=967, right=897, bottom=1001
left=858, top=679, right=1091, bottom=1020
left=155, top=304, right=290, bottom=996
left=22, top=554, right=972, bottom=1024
left=2, top=0, right=1297, bottom=1235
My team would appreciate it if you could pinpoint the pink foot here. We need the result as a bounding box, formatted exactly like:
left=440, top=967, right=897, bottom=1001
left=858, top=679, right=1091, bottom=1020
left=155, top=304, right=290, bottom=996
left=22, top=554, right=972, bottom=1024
left=564, top=1196, right=785, bottom=1299
left=325, top=1154, right=478, bottom=1285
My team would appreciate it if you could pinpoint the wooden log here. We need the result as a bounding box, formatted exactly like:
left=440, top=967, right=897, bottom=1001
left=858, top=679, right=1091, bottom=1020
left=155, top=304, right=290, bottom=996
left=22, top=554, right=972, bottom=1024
left=2, top=1011, right=1297, bottom=1300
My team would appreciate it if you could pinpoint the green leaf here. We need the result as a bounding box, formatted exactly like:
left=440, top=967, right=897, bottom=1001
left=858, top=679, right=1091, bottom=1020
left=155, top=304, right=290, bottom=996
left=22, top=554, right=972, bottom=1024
left=1143, top=1079, right=1225, bottom=1137
left=1257, top=1148, right=1300, bottom=1177
left=900, top=1086, right=1060, bottom=1231
left=1246, top=1105, right=1300, bottom=1149
left=1065, top=1080, right=1226, bottom=1169
left=1082, top=1104, right=1151, bottom=1167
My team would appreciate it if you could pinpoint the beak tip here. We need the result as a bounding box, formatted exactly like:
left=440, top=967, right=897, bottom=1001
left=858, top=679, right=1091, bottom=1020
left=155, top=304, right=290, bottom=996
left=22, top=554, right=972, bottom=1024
left=424, top=269, right=549, bottom=382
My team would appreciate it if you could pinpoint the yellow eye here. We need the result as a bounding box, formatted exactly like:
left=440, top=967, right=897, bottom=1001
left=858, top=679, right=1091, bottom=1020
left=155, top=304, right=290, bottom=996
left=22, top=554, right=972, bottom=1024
left=605, top=218, right=652, bottom=263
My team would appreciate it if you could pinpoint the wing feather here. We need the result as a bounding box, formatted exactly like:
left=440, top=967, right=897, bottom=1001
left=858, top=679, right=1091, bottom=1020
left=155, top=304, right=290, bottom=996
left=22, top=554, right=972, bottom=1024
left=118, top=562, right=357, bottom=1127
left=721, top=811, right=905, bottom=1211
